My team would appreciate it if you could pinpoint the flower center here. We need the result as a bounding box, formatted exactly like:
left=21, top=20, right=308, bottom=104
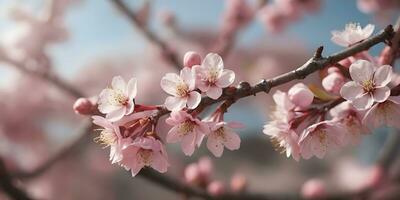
left=315, top=129, right=327, bottom=148
left=362, top=79, right=375, bottom=93
left=215, top=127, right=225, bottom=139
left=207, top=69, right=219, bottom=83
left=95, top=129, right=117, bottom=147
left=111, top=89, right=129, bottom=106
left=179, top=120, right=195, bottom=135
left=138, top=149, right=153, bottom=166
left=176, top=83, right=189, bottom=97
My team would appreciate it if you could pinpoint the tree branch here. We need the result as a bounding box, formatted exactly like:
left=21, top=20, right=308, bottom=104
left=0, top=159, right=33, bottom=200
left=110, top=0, right=182, bottom=69
left=153, top=25, right=395, bottom=119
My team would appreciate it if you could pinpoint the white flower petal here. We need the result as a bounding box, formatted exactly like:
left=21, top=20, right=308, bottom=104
left=340, top=81, right=364, bottom=101
left=206, top=86, right=222, bottom=100
left=216, top=69, right=235, bottom=88
left=187, top=91, right=201, bottom=109
left=127, top=78, right=137, bottom=99
left=374, top=65, right=392, bottom=87
left=165, top=96, right=186, bottom=111
left=349, top=60, right=374, bottom=84
left=111, top=76, right=126, bottom=91
left=352, top=93, right=374, bottom=110
left=373, top=86, right=390, bottom=102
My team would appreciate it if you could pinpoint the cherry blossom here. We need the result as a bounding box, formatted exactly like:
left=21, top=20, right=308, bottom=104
left=161, top=67, right=201, bottom=111
left=193, top=53, right=235, bottom=99
left=330, top=102, right=368, bottom=145
left=299, top=121, right=345, bottom=159
left=263, top=121, right=301, bottom=161
left=362, top=96, right=400, bottom=130
left=98, top=76, right=137, bottom=121
left=183, top=51, right=202, bottom=68
left=165, top=111, right=209, bottom=156
left=322, top=68, right=345, bottom=94
left=92, top=116, right=131, bottom=164
left=340, top=60, right=392, bottom=110
left=120, top=136, right=169, bottom=177
left=288, top=83, right=314, bottom=108
left=206, top=121, right=242, bottom=157
left=331, top=23, right=375, bottom=47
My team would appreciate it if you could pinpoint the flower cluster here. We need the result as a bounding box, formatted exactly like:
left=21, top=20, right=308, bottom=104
left=91, top=52, right=240, bottom=176
left=263, top=23, right=400, bottom=160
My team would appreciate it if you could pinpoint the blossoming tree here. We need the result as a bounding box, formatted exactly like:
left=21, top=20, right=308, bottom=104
left=0, top=0, right=400, bottom=199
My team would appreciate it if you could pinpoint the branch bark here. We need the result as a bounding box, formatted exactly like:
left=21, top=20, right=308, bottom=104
left=0, top=159, right=33, bottom=200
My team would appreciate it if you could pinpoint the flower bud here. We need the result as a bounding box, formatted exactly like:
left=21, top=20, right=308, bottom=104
left=197, top=157, right=213, bottom=180
left=301, top=179, right=326, bottom=199
left=184, top=163, right=200, bottom=184
left=288, top=83, right=314, bottom=108
left=322, top=72, right=344, bottom=94
left=207, top=181, right=225, bottom=196
left=73, top=98, right=94, bottom=115
left=183, top=51, right=202, bottom=68
left=230, top=173, right=247, bottom=193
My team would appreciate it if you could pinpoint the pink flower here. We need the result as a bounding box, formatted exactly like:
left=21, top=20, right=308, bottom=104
left=183, top=51, right=202, bottom=68
left=322, top=69, right=345, bottom=94
left=331, top=23, right=375, bottom=47
left=301, top=179, right=326, bottom=199
left=340, top=60, right=392, bottom=110
left=288, top=83, right=314, bottom=108
left=206, top=121, right=242, bottom=157
left=362, top=96, right=400, bottom=130
left=193, top=53, right=235, bottom=99
left=184, top=163, right=201, bottom=184
left=73, top=97, right=95, bottom=115
left=120, top=136, right=169, bottom=177
left=263, top=121, right=300, bottom=161
left=330, top=102, right=368, bottom=145
left=299, top=121, right=345, bottom=159
left=161, top=67, right=201, bottom=111
left=92, top=116, right=131, bottom=164
left=165, top=111, right=209, bottom=156
left=230, top=173, right=247, bottom=193
left=271, top=90, right=296, bottom=122
left=98, top=76, right=137, bottom=121
left=207, top=181, right=225, bottom=196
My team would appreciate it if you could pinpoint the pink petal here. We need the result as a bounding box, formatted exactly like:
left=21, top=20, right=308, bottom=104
left=273, top=90, right=294, bottom=110
left=203, top=53, right=224, bottom=71
left=181, top=132, right=196, bottom=156
left=111, top=76, right=127, bottom=91
left=331, top=31, right=348, bottom=47
left=106, top=107, right=127, bottom=122
left=160, top=73, right=181, bottom=95
left=92, top=116, right=113, bottom=129
left=300, top=138, right=313, bottom=160
left=372, top=86, right=390, bottom=102
left=216, top=69, right=235, bottom=88
left=223, top=129, right=241, bottom=151
left=288, top=84, right=314, bottom=108
left=340, top=81, right=364, bottom=101
left=126, top=102, right=135, bottom=115
left=180, top=67, right=196, bottom=90
left=197, top=80, right=210, bottom=92
left=362, top=104, right=383, bottom=130
left=362, top=24, right=375, bottom=38
left=130, top=161, right=144, bottom=177
left=310, top=136, right=326, bottom=159
left=165, top=96, right=186, bottom=111
left=352, top=93, right=374, bottom=110
left=127, top=78, right=137, bottom=99
left=150, top=152, right=168, bottom=173
left=166, top=126, right=182, bottom=143
left=197, top=122, right=210, bottom=135
left=206, top=86, right=222, bottom=100
left=374, top=65, right=392, bottom=87
left=349, top=60, right=374, bottom=84
left=187, top=91, right=201, bottom=109
left=207, top=134, right=224, bottom=157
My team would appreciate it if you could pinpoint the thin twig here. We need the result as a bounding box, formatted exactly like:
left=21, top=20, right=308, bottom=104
left=0, top=159, right=33, bottom=200
left=110, top=0, right=181, bottom=69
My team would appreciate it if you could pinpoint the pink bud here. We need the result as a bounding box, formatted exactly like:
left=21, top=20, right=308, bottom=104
left=322, top=72, right=344, bottom=94
left=230, top=173, right=247, bottom=193
left=364, top=165, right=385, bottom=188
left=73, top=98, right=94, bottom=115
left=288, top=83, right=314, bottom=108
left=197, top=157, right=213, bottom=180
left=379, top=46, right=392, bottom=65
left=183, top=51, right=202, bottom=68
left=338, top=58, right=352, bottom=68
left=207, top=181, right=225, bottom=196
left=184, top=163, right=200, bottom=184
left=327, top=67, right=340, bottom=74
left=301, top=179, right=326, bottom=199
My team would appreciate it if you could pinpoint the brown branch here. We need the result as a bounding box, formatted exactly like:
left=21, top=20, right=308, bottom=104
left=11, top=122, right=92, bottom=180
left=110, top=0, right=182, bottom=69
left=153, top=25, right=395, bottom=119
left=0, top=159, right=33, bottom=200
left=0, top=56, right=84, bottom=98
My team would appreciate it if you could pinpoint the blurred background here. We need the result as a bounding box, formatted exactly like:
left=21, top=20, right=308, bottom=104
left=0, top=0, right=399, bottom=199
